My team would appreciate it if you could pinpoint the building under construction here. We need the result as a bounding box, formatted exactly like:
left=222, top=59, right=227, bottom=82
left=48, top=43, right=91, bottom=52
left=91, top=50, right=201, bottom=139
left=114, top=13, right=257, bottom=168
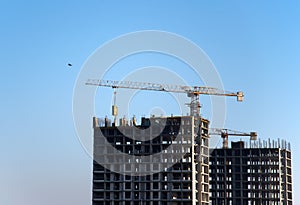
left=209, top=140, right=292, bottom=205
left=87, top=79, right=293, bottom=204
left=92, top=115, right=210, bottom=205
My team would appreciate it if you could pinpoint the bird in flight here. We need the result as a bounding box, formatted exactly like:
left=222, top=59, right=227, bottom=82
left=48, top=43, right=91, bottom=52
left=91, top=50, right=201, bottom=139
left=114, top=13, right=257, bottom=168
left=67, top=63, right=72, bottom=67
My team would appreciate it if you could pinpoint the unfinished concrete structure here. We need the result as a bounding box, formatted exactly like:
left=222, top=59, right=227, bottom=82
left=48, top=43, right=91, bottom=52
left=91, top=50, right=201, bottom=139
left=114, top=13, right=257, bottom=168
left=210, top=140, right=292, bottom=205
left=92, top=115, right=210, bottom=205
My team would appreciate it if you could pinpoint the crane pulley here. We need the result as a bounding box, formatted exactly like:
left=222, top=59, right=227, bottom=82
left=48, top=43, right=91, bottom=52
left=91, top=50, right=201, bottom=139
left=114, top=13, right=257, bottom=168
left=86, top=79, right=244, bottom=118
left=210, top=128, right=257, bottom=149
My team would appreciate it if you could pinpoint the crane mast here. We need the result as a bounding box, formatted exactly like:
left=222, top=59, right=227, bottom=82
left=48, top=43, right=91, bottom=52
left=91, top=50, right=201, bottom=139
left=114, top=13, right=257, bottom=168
left=86, top=79, right=244, bottom=118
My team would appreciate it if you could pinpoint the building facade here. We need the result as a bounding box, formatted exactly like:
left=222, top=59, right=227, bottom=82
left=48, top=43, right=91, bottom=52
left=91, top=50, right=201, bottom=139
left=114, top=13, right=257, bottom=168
left=92, top=115, right=210, bottom=205
left=210, top=140, right=292, bottom=205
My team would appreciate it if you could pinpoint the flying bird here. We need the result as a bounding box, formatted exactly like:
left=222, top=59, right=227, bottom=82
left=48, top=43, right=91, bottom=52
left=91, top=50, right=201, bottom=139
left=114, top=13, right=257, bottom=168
left=67, top=63, right=72, bottom=67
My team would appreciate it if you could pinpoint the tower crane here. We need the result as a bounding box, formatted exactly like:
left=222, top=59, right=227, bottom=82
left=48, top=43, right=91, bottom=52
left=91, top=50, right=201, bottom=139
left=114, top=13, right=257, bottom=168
left=86, top=79, right=244, bottom=119
left=209, top=128, right=257, bottom=149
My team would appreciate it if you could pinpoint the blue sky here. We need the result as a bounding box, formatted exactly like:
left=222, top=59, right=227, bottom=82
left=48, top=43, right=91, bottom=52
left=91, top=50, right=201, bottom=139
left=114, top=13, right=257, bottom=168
left=1, top=1, right=299, bottom=204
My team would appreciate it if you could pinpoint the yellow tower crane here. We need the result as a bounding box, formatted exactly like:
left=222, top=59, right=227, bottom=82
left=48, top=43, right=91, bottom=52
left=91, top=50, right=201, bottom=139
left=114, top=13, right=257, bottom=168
left=86, top=79, right=244, bottom=119
left=209, top=128, right=257, bottom=149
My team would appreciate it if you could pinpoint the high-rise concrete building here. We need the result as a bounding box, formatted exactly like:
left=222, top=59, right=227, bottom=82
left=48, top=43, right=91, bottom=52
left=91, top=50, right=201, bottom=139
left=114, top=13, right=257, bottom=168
left=92, top=115, right=210, bottom=205
left=209, top=140, right=292, bottom=205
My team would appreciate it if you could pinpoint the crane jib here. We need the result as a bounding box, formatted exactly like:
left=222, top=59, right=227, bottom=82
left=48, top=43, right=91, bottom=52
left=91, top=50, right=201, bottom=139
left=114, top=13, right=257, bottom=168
left=86, top=79, right=244, bottom=117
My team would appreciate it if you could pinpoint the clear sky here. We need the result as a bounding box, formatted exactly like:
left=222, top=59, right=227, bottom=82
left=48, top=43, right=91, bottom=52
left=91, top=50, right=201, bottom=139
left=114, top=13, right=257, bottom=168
left=1, top=1, right=299, bottom=204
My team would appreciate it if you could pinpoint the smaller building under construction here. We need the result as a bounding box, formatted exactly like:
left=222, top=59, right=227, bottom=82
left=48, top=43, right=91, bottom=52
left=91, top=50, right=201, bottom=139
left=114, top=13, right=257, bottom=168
left=210, top=139, right=292, bottom=205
